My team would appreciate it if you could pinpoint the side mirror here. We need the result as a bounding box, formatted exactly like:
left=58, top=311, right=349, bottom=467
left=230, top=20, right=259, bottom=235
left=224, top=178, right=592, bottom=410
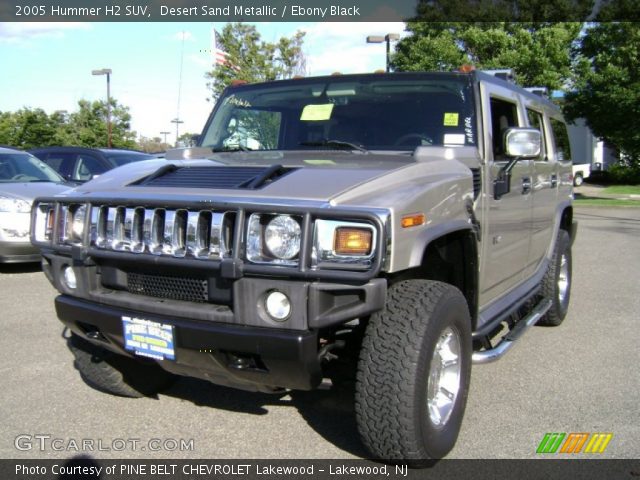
left=504, top=128, right=541, bottom=159
left=494, top=128, right=541, bottom=200
left=191, top=134, right=201, bottom=146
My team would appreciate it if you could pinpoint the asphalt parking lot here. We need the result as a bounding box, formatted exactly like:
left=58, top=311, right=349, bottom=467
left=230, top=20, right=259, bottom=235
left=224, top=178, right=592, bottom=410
left=1, top=206, right=638, bottom=460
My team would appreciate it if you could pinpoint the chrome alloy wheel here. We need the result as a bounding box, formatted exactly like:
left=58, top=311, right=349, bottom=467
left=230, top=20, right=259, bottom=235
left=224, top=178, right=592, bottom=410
left=558, top=253, right=569, bottom=304
left=427, top=326, right=462, bottom=427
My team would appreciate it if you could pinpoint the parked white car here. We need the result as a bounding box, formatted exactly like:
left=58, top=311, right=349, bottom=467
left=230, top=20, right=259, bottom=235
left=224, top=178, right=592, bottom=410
left=0, top=147, right=70, bottom=263
left=572, top=163, right=591, bottom=186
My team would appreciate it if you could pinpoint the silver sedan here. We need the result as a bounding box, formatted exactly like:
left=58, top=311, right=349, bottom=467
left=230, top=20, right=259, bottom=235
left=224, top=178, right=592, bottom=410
left=0, top=147, right=70, bottom=263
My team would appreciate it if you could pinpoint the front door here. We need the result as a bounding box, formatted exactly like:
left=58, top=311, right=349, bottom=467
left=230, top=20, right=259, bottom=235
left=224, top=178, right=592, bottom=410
left=479, top=83, right=533, bottom=307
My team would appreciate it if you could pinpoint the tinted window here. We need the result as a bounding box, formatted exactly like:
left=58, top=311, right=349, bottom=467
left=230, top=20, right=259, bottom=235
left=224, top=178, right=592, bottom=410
left=40, top=152, right=75, bottom=178
left=201, top=75, right=477, bottom=152
left=490, top=98, right=519, bottom=159
left=550, top=118, right=572, bottom=162
left=74, top=154, right=107, bottom=181
left=0, top=153, right=64, bottom=182
left=526, top=108, right=546, bottom=161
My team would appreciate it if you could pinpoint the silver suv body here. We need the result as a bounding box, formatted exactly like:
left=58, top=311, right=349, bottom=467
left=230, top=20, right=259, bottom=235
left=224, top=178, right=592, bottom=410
left=32, top=71, right=575, bottom=462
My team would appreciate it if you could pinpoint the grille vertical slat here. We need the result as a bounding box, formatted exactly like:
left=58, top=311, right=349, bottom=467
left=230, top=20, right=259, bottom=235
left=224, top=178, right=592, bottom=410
left=90, top=205, right=234, bottom=260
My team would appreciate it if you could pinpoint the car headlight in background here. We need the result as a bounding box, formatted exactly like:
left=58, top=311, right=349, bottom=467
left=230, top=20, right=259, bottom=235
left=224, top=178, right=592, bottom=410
left=0, top=195, right=31, bottom=213
left=0, top=196, right=32, bottom=241
left=247, top=213, right=302, bottom=266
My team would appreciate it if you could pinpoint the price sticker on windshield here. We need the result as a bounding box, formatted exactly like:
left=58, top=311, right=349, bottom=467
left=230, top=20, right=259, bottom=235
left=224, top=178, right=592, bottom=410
left=443, top=112, right=459, bottom=126
left=301, top=104, right=334, bottom=121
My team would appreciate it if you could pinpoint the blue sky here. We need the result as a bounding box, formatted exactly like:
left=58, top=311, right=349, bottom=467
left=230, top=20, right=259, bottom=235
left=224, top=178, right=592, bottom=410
left=0, top=22, right=405, bottom=144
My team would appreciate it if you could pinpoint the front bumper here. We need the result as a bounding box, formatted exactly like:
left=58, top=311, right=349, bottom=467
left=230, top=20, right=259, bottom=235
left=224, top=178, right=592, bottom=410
left=46, top=249, right=386, bottom=391
left=57, top=295, right=323, bottom=392
left=0, top=241, right=40, bottom=263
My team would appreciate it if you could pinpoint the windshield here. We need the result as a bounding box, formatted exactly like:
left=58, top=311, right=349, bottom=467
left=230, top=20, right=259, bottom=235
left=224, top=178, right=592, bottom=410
left=0, top=153, right=65, bottom=183
left=105, top=152, right=155, bottom=166
left=200, top=74, right=476, bottom=153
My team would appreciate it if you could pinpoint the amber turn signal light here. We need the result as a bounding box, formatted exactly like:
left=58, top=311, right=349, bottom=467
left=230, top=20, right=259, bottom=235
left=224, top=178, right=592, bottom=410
left=334, top=228, right=372, bottom=255
left=401, top=213, right=426, bottom=228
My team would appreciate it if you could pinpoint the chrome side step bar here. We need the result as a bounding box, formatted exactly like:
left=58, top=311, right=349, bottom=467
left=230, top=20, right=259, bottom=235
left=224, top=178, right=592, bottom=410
left=472, top=298, right=552, bottom=365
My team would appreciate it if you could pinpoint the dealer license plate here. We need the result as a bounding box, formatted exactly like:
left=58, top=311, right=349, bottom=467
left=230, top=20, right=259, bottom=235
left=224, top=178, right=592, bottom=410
left=122, top=316, right=175, bottom=361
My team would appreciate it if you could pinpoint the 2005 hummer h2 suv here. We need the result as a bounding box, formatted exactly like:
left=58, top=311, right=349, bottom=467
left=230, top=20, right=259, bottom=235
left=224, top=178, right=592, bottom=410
left=32, top=71, right=575, bottom=461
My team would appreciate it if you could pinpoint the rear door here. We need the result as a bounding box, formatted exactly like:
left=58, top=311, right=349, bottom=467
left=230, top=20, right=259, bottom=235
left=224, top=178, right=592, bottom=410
left=478, top=82, right=533, bottom=306
left=524, top=106, right=557, bottom=276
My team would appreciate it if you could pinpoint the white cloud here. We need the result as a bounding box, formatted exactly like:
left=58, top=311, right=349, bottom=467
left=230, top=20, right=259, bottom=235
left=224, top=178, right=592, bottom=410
left=0, top=22, right=91, bottom=44
left=298, top=22, right=407, bottom=75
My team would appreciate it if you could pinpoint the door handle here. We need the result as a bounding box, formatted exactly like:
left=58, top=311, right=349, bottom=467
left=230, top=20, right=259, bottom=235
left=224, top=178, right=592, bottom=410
left=522, top=177, right=532, bottom=194
left=550, top=174, right=558, bottom=188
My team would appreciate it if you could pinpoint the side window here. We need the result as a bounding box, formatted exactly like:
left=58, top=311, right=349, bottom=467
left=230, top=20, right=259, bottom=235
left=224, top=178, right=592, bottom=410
left=222, top=109, right=282, bottom=150
left=550, top=118, right=572, bottom=162
left=74, top=155, right=106, bottom=181
left=526, top=108, right=546, bottom=161
left=490, top=98, right=519, bottom=159
left=42, top=153, right=75, bottom=180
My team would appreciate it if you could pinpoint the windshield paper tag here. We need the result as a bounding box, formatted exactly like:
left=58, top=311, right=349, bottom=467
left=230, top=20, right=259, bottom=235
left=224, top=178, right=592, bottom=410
left=443, top=113, right=459, bottom=126
left=301, top=104, right=334, bottom=121
left=444, top=134, right=465, bottom=145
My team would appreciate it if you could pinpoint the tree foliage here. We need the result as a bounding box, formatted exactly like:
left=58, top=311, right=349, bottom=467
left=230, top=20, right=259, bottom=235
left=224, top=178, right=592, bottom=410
left=0, top=99, right=137, bottom=150
left=205, top=23, right=306, bottom=100
left=392, top=23, right=582, bottom=92
left=564, top=22, right=640, bottom=163
left=138, top=136, right=170, bottom=153
left=0, top=108, right=65, bottom=149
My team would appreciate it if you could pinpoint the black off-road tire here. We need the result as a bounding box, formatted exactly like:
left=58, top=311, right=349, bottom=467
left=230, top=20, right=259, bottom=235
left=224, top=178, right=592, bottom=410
left=69, top=334, right=176, bottom=398
left=538, top=229, right=572, bottom=326
left=355, top=280, right=472, bottom=463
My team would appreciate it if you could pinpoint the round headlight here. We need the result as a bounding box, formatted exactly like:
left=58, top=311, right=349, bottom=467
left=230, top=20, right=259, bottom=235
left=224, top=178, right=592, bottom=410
left=264, top=291, right=291, bottom=321
left=264, top=215, right=301, bottom=260
left=63, top=266, right=77, bottom=290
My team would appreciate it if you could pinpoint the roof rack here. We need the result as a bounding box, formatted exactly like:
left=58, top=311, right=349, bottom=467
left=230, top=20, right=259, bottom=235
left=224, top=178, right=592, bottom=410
left=524, top=87, right=549, bottom=98
left=482, top=69, right=515, bottom=83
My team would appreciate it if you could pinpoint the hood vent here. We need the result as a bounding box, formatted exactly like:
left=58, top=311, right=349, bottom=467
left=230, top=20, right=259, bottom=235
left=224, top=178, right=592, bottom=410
left=132, top=165, right=295, bottom=190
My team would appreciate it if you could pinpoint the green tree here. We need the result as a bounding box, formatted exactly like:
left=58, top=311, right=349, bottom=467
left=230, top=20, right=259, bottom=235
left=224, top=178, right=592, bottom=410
left=564, top=22, right=640, bottom=164
left=0, top=108, right=64, bottom=149
left=392, top=23, right=582, bottom=92
left=63, top=99, right=137, bottom=149
left=177, top=132, right=199, bottom=147
left=137, top=136, right=169, bottom=153
left=205, top=23, right=306, bottom=100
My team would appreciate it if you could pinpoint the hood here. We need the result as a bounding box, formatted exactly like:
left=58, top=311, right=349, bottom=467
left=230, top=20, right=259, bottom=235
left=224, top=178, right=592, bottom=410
left=55, top=147, right=479, bottom=208
left=63, top=151, right=415, bottom=205
left=1, top=182, right=72, bottom=203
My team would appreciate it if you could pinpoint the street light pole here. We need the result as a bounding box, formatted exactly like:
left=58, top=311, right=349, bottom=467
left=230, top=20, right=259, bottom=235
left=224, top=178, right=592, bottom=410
left=366, top=33, right=400, bottom=73
left=171, top=118, right=184, bottom=147
left=92, top=68, right=113, bottom=148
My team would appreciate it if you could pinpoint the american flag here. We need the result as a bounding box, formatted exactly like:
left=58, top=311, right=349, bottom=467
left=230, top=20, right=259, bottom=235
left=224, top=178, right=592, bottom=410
left=212, top=28, right=239, bottom=70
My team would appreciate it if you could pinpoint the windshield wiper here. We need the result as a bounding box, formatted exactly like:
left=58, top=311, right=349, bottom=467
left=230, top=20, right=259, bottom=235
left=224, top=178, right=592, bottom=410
left=299, top=139, right=368, bottom=154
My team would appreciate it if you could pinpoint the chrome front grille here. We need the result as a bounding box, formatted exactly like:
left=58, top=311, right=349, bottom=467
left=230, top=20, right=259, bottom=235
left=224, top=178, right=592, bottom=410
left=90, top=206, right=234, bottom=259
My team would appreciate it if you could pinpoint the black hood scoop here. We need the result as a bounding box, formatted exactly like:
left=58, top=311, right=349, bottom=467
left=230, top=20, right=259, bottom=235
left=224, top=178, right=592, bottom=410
left=131, top=164, right=296, bottom=190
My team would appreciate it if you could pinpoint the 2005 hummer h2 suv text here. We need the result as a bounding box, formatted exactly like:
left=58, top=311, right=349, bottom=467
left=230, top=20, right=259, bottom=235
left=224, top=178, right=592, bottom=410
left=32, top=71, right=576, bottom=462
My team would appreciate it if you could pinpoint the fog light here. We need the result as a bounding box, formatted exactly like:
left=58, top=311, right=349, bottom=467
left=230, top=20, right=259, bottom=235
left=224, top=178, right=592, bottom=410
left=264, top=291, right=291, bottom=321
left=63, top=266, right=77, bottom=290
